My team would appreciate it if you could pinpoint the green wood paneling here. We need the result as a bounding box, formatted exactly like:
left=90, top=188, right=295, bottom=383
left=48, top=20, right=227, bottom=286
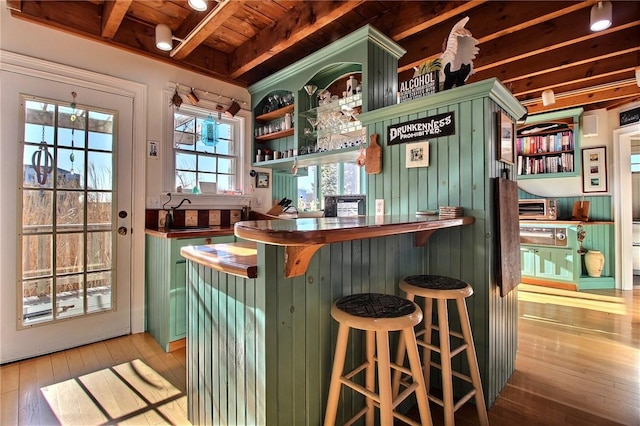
left=145, top=235, right=234, bottom=351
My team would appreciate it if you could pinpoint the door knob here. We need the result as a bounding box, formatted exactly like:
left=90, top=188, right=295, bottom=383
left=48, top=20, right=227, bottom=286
left=118, top=226, right=128, bottom=235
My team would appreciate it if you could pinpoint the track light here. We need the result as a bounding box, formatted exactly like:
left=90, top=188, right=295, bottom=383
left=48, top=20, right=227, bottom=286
left=188, top=0, right=208, bottom=12
left=542, top=89, right=556, bottom=107
left=155, top=24, right=173, bottom=51
left=590, top=1, right=612, bottom=32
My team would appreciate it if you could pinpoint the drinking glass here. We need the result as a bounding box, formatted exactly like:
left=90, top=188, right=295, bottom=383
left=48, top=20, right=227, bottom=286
left=303, top=84, right=318, bottom=108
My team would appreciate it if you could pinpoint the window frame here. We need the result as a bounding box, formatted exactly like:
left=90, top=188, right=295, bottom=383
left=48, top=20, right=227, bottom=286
left=163, top=93, right=246, bottom=193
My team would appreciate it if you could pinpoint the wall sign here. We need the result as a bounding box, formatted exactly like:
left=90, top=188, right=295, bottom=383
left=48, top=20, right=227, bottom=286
left=619, top=106, right=640, bottom=127
left=399, top=71, right=439, bottom=102
left=387, top=112, right=455, bottom=145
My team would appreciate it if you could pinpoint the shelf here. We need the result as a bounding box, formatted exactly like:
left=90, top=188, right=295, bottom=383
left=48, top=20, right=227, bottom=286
left=300, top=93, right=362, bottom=118
left=255, top=128, right=294, bottom=141
left=519, top=149, right=573, bottom=158
left=252, top=146, right=361, bottom=170
left=256, top=104, right=294, bottom=122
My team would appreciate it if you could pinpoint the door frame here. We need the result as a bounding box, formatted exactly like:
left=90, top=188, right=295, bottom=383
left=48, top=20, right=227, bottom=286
left=0, top=51, right=147, bottom=334
left=613, top=121, right=640, bottom=291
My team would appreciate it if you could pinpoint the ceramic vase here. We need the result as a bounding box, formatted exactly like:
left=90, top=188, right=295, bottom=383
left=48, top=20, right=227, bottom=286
left=584, top=250, right=605, bottom=277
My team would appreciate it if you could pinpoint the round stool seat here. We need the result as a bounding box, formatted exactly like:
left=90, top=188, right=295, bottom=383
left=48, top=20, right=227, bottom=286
left=400, top=275, right=473, bottom=299
left=332, top=293, right=422, bottom=331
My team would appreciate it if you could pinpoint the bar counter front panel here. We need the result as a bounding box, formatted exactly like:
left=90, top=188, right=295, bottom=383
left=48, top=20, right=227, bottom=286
left=185, top=216, right=475, bottom=425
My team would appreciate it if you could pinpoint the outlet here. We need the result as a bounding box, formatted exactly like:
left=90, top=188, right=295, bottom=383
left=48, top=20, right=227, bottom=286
left=375, top=199, right=385, bottom=216
left=255, top=196, right=262, bottom=207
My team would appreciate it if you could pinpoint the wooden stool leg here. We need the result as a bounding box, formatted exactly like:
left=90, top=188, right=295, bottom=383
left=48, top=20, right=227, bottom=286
left=324, top=323, right=350, bottom=426
left=365, top=330, right=375, bottom=426
left=375, top=330, right=394, bottom=426
left=422, top=297, right=434, bottom=390
left=456, top=299, right=489, bottom=426
left=437, top=299, right=454, bottom=426
left=402, top=328, right=433, bottom=426
left=392, top=293, right=416, bottom=398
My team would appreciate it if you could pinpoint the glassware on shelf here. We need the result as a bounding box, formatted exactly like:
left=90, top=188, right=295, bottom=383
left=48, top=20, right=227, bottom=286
left=307, top=117, right=320, bottom=131
left=303, top=84, right=318, bottom=108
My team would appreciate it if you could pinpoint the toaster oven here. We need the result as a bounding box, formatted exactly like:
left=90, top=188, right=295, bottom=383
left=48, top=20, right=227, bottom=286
left=518, top=198, right=557, bottom=220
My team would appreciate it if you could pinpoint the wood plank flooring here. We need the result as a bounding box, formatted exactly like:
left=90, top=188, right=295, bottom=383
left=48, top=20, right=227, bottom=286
left=1, top=284, right=638, bottom=425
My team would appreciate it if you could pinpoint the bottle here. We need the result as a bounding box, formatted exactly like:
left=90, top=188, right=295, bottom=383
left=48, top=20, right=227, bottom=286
left=347, top=75, right=358, bottom=95
left=284, top=113, right=292, bottom=130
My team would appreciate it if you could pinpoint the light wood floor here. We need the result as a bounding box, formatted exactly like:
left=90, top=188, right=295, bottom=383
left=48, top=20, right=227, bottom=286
left=1, top=284, right=639, bottom=425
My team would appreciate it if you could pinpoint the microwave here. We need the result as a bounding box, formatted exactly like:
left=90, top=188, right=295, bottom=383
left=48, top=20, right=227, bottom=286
left=324, top=195, right=366, bottom=217
left=518, top=198, right=557, bottom=220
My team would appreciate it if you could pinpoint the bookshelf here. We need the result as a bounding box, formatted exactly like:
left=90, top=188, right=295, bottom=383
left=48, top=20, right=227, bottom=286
left=516, top=108, right=582, bottom=179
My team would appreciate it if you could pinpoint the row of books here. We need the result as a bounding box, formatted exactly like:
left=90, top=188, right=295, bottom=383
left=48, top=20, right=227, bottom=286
left=516, top=131, right=573, bottom=155
left=517, top=152, right=574, bottom=175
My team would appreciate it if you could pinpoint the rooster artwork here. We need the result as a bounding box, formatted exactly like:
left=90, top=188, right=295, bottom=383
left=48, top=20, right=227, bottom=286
left=440, top=17, right=479, bottom=90
left=412, top=17, right=479, bottom=91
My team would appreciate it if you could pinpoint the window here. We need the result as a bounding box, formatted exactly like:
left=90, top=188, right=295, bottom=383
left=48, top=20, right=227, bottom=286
left=20, top=96, right=116, bottom=326
left=173, top=107, right=240, bottom=193
left=297, top=162, right=363, bottom=211
left=631, top=153, right=640, bottom=173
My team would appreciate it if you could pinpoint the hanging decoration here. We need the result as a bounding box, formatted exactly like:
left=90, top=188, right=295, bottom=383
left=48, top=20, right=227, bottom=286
left=69, top=91, right=77, bottom=175
left=32, top=108, right=53, bottom=185
left=201, top=113, right=219, bottom=147
left=170, top=84, right=184, bottom=110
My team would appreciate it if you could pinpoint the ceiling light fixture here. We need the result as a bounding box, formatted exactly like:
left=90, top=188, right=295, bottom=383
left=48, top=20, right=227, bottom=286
left=155, top=24, right=173, bottom=51
left=188, top=0, right=208, bottom=12
left=542, top=89, right=556, bottom=106
left=590, top=1, right=612, bottom=32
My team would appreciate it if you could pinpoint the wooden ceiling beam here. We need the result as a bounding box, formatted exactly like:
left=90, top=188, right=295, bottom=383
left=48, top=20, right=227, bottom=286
left=6, top=0, right=22, bottom=12
left=228, top=0, right=365, bottom=79
left=101, top=0, right=132, bottom=39
left=523, top=82, right=640, bottom=115
left=397, top=1, right=593, bottom=74
left=509, top=52, right=640, bottom=97
left=378, top=1, right=487, bottom=42
left=171, top=0, right=246, bottom=60
left=474, top=4, right=640, bottom=73
left=468, top=28, right=640, bottom=85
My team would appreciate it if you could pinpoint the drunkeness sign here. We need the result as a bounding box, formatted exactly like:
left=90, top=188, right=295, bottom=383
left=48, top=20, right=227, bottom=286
left=387, top=112, right=455, bottom=145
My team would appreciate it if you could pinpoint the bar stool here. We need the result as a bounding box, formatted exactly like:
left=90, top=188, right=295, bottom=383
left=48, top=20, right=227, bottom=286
left=324, top=293, right=432, bottom=426
left=393, top=275, right=489, bottom=426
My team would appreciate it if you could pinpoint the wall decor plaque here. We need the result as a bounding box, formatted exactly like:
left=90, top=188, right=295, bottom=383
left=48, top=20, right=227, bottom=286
left=399, top=71, right=439, bottom=102
left=387, top=112, right=455, bottom=145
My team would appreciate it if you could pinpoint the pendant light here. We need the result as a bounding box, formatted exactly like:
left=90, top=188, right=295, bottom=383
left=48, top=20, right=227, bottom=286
left=542, top=89, right=556, bottom=107
left=188, top=0, right=208, bottom=11
left=590, top=1, right=612, bottom=32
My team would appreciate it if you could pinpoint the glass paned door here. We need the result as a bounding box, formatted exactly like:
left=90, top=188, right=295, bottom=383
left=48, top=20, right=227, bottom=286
left=21, top=97, right=117, bottom=326
left=0, top=69, right=133, bottom=363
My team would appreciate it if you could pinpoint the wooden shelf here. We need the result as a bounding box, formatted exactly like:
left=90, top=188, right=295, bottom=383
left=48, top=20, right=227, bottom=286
left=255, top=128, right=294, bottom=141
left=255, top=104, right=294, bottom=122
left=519, top=149, right=573, bottom=158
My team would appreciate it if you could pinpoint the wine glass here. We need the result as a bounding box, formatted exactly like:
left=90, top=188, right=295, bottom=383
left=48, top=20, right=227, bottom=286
left=303, top=84, right=318, bottom=108
left=306, top=117, right=320, bottom=132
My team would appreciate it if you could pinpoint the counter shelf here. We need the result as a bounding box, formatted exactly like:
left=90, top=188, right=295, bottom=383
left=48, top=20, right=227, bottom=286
left=234, top=215, right=475, bottom=278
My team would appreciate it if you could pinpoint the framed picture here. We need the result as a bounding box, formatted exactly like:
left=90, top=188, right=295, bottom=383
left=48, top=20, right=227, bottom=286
left=497, top=111, right=514, bottom=164
left=256, top=172, right=270, bottom=188
left=405, top=141, right=429, bottom=168
left=582, top=146, right=607, bottom=193
left=147, top=140, right=160, bottom=159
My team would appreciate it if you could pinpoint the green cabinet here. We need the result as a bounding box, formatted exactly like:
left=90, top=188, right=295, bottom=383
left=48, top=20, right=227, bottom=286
left=145, top=234, right=234, bottom=351
left=520, top=246, right=574, bottom=282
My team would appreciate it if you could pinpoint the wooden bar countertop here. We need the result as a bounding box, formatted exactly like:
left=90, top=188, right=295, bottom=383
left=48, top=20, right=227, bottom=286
left=145, top=226, right=235, bottom=239
left=235, top=215, right=475, bottom=277
left=180, top=241, right=257, bottom=279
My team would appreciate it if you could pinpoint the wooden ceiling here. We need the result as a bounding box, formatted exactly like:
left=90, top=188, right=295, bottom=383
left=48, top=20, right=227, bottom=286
left=6, top=0, right=640, bottom=115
